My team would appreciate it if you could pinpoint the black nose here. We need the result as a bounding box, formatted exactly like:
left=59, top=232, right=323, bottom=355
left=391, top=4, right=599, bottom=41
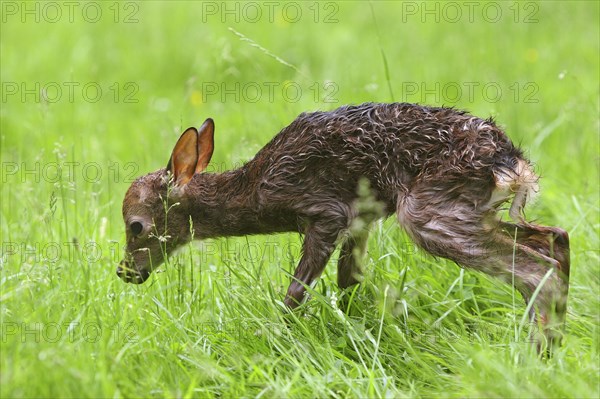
left=117, top=260, right=134, bottom=283
left=117, top=259, right=128, bottom=273
left=117, top=260, right=149, bottom=284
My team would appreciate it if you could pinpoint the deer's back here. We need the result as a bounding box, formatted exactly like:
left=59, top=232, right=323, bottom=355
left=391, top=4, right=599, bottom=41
left=248, top=103, right=523, bottom=211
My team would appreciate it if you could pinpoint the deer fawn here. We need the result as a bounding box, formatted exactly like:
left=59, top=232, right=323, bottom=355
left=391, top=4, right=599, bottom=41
left=118, top=103, right=570, bottom=349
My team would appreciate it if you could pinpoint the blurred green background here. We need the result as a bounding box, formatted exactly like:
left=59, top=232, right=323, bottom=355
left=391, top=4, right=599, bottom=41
left=1, top=1, right=598, bottom=398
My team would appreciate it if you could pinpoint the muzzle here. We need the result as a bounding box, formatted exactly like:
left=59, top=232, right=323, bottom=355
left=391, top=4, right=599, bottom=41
left=116, top=259, right=150, bottom=284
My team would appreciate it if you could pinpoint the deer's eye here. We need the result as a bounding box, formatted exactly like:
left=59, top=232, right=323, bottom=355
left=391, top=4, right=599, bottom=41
left=130, top=221, right=144, bottom=236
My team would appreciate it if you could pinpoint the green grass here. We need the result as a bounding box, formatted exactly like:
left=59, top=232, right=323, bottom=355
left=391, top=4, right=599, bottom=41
left=1, top=1, right=599, bottom=397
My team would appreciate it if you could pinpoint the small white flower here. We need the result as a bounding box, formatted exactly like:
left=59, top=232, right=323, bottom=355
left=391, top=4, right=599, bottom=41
left=330, top=291, right=338, bottom=308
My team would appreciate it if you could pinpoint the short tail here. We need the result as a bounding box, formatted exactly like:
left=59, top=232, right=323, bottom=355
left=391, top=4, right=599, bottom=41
left=493, top=159, right=540, bottom=221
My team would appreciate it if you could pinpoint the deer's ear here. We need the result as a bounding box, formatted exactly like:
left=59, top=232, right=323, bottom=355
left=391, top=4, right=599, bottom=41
left=166, top=127, right=198, bottom=186
left=196, top=118, right=214, bottom=174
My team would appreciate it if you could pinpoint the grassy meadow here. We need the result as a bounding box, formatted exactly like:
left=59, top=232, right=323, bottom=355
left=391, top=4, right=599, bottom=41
left=1, top=1, right=599, bottom=397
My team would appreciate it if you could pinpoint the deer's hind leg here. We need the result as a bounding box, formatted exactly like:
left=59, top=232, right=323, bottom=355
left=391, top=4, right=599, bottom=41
left=498, top=221, right=570, bottom=337
left=498, top=221, right=570, bottom=282
left=397, top=184, right=569, bottom=349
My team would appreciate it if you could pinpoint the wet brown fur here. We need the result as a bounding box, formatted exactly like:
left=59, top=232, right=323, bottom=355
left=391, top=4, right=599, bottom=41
left=119, top=103, right=570, bottom=348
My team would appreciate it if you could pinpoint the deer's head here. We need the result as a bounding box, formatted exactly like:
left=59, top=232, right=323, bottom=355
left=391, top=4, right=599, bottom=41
left=117, top=119, right=214, bottom=283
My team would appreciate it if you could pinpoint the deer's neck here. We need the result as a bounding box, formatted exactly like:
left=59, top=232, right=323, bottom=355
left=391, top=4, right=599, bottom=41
left=184, top=166, right=297, bottom=239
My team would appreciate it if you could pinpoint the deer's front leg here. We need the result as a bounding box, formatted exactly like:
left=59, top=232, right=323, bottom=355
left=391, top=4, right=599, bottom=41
left=337, top=232, right=369, bottom=289
left=284, top=222, right=343, bottom=308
